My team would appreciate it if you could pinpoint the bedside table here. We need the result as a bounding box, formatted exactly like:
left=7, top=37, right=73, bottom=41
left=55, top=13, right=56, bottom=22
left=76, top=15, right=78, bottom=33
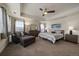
left=65, top=34, right=78, bottom=43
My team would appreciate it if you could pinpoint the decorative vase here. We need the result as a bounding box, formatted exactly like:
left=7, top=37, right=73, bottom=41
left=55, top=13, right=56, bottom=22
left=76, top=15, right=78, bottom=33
left=70, top=30, right=72, bottom=35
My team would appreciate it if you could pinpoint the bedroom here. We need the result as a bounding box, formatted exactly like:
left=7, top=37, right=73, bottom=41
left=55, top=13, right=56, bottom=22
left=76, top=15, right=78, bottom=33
left=0, top=3, right=79, bottom=56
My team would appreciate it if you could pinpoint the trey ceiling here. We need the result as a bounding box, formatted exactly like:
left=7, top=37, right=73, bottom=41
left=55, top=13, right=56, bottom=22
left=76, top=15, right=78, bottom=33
left=21, top=3, right=79, bottom=20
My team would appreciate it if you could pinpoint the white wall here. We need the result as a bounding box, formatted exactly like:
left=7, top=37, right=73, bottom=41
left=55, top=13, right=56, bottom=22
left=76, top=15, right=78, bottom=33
left=45, top=12, right=79, bottom=33
left=6, top=3, right=20, bottom=17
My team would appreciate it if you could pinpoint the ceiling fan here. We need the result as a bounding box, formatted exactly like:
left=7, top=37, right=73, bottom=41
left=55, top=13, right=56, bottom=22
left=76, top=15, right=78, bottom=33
left=40, top=8, right=55, bottom=16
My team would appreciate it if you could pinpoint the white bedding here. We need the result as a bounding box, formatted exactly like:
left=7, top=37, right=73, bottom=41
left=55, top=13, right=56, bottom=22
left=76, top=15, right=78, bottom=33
left=38, top=32, right=63, bottom=44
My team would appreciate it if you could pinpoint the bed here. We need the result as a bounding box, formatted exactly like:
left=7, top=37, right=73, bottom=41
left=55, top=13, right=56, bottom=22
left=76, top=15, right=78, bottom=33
left=38, top=30, right=64, bottom=44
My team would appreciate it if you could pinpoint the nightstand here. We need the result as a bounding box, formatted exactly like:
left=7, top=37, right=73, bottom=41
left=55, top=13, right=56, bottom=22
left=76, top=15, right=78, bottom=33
left=65, top=34, right=78, bottom=43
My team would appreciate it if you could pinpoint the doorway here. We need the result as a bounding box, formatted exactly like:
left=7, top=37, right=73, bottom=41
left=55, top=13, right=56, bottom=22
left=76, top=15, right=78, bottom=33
left=40, top=23, right=45, bottom=32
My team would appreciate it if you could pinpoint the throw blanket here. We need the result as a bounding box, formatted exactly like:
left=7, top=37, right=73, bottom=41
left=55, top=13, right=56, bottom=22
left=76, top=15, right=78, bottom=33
left=38, top=32, right=63, bottom=44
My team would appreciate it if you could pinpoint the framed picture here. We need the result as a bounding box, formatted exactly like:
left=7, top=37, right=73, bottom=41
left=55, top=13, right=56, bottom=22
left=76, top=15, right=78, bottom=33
left=51, top=24, right=61, bottom=30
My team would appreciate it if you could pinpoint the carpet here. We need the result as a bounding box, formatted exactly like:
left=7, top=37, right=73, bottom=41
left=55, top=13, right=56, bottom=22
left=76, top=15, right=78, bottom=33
left=0, top=37, right=79, bottom=56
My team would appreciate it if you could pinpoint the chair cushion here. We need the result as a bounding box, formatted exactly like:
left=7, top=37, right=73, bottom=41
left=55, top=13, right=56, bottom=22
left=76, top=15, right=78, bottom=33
left=21, top=36, right=35, bottom=41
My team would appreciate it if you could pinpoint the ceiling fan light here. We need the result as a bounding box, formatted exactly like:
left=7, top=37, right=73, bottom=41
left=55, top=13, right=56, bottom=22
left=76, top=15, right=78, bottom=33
left=44, top=12, right=47, bottom=15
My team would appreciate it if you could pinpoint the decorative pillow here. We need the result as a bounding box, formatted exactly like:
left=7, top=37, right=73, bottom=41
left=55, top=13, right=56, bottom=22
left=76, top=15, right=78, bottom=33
left=55, top=30, right=61, bottom=34
left=51, top=31, right=56, bottom=33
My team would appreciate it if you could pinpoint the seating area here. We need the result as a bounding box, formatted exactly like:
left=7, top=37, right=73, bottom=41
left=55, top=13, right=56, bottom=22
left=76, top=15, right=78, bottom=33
left=11, top=31, right=39, bottom=47
left=20, top=36, right=35, bottom=47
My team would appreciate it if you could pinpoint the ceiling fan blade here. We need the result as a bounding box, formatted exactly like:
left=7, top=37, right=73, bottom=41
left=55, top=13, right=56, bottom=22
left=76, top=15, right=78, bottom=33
left=47, top=10, right=55, bottom=13
left=40, top=8, right=43, bottom=11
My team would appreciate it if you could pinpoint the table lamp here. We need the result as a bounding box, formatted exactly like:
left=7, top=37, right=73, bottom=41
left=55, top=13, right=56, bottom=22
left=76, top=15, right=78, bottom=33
left=69, top=26, right=74, bottom=35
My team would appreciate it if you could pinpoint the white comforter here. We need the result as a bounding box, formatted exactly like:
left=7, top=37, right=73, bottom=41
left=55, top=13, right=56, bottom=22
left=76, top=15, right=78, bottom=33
left=38, top=32, right=63, bottom=44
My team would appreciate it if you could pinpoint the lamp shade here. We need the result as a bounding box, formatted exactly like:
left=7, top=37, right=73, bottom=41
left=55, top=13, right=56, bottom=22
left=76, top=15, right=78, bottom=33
left=69, top=26, right=74, bottom=35
left=69, top=26, right=74, bottom=30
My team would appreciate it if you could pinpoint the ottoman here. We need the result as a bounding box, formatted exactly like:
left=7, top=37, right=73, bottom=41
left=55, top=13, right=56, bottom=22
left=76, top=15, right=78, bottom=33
left=20, top=36, right=35, bottom=47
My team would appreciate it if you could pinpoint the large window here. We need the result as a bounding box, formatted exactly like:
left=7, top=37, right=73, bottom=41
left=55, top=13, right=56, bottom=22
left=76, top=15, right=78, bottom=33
left=0, top=7, right=7, bottom=40
left=15, top=20, right=24, bottom=32
left=0, top=7, right=3, bottom=33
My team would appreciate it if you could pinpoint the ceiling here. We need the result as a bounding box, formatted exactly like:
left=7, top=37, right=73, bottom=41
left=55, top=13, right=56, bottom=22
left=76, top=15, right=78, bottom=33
left=21, top=3, right=79, bottom=20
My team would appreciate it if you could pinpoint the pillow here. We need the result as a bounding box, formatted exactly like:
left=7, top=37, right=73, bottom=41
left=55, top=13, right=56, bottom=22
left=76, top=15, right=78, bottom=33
left=51, top=31, right=56, bottom=33
left=55, top=30, right=61, bottom=34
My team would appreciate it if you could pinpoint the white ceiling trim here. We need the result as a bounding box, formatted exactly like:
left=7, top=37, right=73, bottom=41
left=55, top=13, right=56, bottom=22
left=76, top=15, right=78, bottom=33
left=47, top=7, right=79, bottom=20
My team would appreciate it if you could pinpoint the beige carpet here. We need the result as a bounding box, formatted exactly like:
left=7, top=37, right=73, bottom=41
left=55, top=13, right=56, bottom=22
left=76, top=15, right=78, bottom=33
left=0, top=37, right=79, bottom=56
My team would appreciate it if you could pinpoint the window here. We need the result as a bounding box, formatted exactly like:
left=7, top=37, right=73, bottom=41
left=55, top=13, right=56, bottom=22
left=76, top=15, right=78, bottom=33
left=0, top=7, right=8, bottom=40
left=0, top=7, right=3, bottom=33
left=40, top=24, right=45, bottom=32
left=15, top=20, right=24, bottom=32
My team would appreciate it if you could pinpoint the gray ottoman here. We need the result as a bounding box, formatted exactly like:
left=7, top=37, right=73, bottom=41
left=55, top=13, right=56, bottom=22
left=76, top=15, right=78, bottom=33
left=20, top=36, right=35, bottom=47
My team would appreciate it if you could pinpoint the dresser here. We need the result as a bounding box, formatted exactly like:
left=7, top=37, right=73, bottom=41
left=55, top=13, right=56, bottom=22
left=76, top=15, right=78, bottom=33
left=65, top=34, right=79, bottom=43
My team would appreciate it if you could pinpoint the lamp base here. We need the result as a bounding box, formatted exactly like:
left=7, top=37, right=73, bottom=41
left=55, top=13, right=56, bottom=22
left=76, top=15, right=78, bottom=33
left=70, top=30, right=72, bottom=35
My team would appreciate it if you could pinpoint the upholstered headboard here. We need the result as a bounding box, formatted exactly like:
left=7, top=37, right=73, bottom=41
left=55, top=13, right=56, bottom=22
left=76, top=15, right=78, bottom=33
left=51, top=30, right=64, bottom=34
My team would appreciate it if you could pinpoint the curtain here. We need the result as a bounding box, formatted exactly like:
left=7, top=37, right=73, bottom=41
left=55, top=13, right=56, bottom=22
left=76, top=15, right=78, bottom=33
left=0, top=7, right=8, bottom=39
